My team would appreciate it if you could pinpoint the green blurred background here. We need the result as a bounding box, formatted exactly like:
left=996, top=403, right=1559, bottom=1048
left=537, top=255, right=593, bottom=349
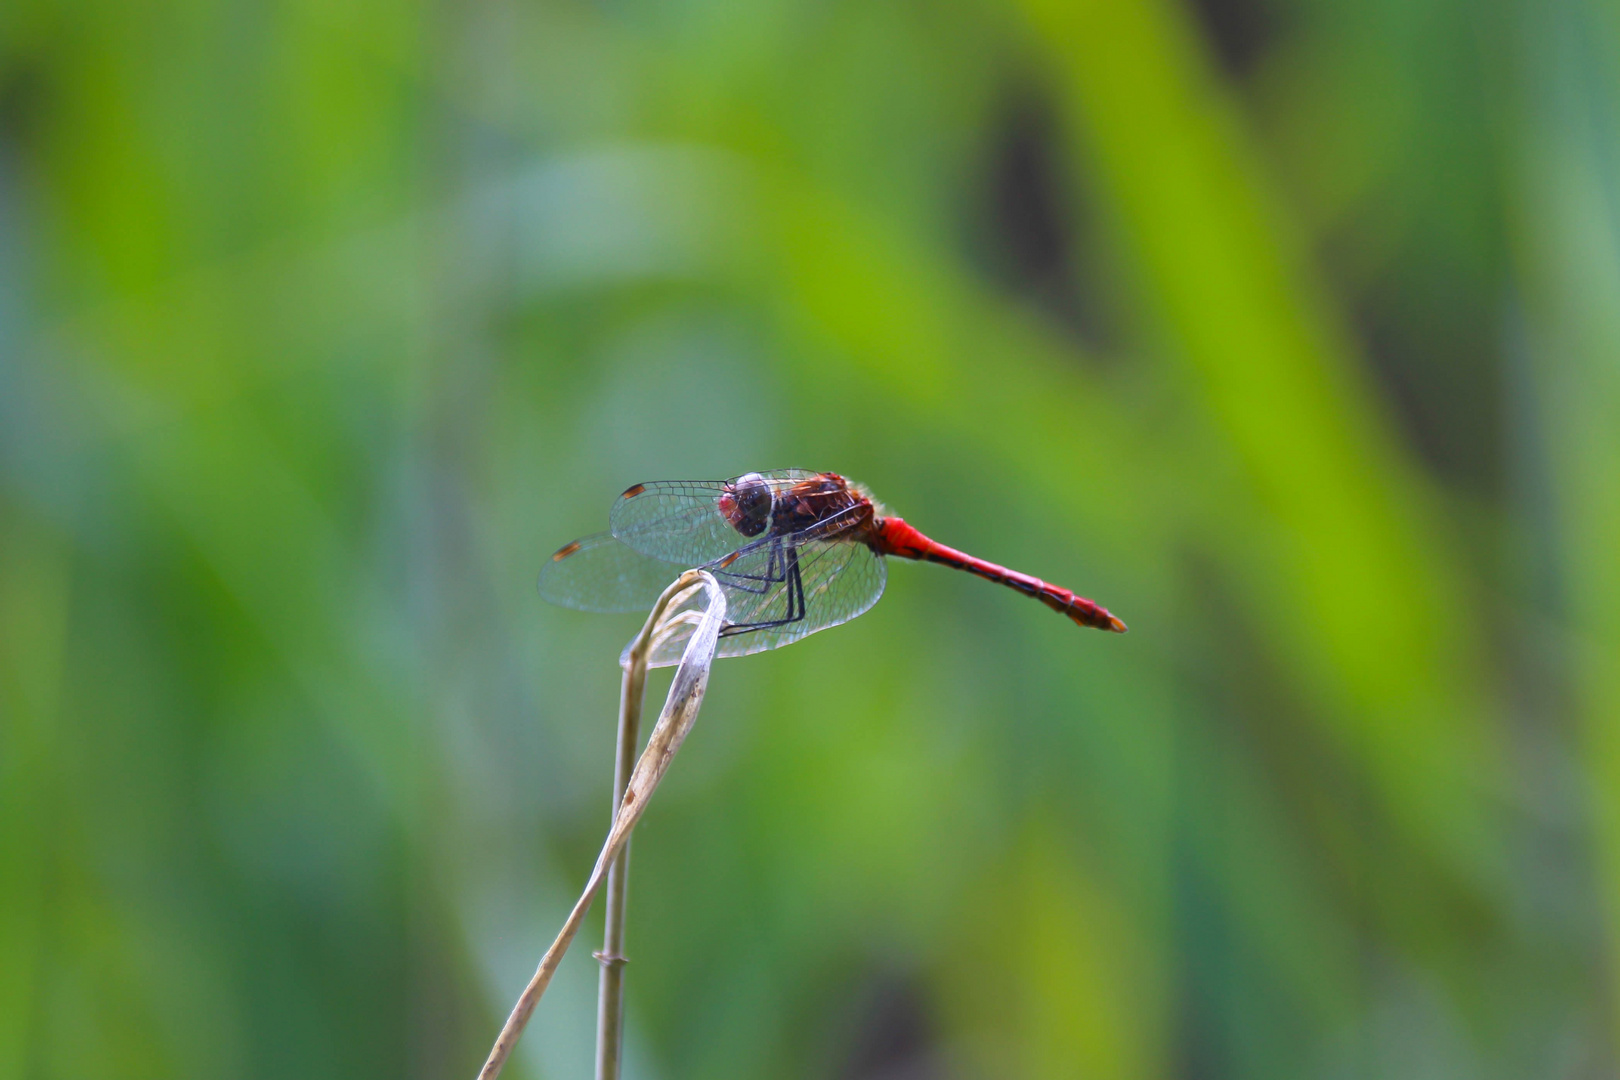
left=3, top=0, right=1619, bottom=1077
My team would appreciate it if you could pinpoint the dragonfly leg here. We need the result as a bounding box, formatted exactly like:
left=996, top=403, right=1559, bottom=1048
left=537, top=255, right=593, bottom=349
left=709, top=537, right=790, bottom=596
left=719, top=544, right=808, bottom=636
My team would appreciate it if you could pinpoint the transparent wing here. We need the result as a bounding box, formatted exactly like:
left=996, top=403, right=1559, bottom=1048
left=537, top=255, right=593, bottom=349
left=544, top=503, right=886, bottom=668
left=537, top=531, right=686, bottom=613
left=642, top=534, right=887, bottom=668
left=609, top=469, right=820, bottom=564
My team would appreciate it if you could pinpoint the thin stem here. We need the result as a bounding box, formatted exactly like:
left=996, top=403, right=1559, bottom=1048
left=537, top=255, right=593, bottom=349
left=594, top=653, right=645, bottom=1080
left=476, top=571, right=724, bottom=1080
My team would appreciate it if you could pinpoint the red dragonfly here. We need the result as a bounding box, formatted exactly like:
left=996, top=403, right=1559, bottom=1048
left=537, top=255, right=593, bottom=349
left=539, top=470, right=1125, bottom=665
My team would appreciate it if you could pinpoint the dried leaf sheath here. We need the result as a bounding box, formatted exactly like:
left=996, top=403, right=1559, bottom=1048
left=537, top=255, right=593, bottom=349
left=476, top=570, right=727, bottom=1080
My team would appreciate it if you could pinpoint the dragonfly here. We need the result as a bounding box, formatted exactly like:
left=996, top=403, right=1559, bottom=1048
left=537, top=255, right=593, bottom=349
left=539, top=470, right=1126, bottom=666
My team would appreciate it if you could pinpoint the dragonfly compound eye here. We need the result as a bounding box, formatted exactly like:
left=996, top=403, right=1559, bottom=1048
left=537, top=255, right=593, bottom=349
left=719, top=472, right=773, bottom=537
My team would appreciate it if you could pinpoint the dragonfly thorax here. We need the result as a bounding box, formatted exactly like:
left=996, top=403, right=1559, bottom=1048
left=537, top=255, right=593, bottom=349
left=769, top=473, right=869, bottom=539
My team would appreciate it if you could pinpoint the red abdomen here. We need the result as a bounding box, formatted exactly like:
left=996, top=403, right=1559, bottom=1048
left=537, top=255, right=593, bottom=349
left=872, top=518, right=1126, bottom=633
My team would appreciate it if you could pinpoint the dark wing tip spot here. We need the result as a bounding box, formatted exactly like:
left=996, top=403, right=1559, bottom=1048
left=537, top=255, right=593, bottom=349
left=552, top=540, right=583, bottom=561
left=622, top=483, right=646, bottom=498
left=718, top=551, right=741, bottom=568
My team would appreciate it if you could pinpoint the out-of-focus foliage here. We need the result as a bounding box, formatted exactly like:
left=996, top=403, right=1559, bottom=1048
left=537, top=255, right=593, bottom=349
left=1, top=0, right=1616, bottom=1077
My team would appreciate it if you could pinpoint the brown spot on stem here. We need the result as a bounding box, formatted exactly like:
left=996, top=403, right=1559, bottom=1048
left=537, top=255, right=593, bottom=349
left=552, top=540, right=582, bottom=561
left=622, top=483, right=646, bottom=498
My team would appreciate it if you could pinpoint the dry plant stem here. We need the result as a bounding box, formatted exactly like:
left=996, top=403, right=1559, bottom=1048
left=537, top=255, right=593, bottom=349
left=593, top=650, right=645, bottom=1080
left=476, top=571, right=724, bottom=1080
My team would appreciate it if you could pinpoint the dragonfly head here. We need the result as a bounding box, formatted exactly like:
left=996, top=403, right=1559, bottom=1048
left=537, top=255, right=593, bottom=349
left=719, top=472, right=773, bottom=537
